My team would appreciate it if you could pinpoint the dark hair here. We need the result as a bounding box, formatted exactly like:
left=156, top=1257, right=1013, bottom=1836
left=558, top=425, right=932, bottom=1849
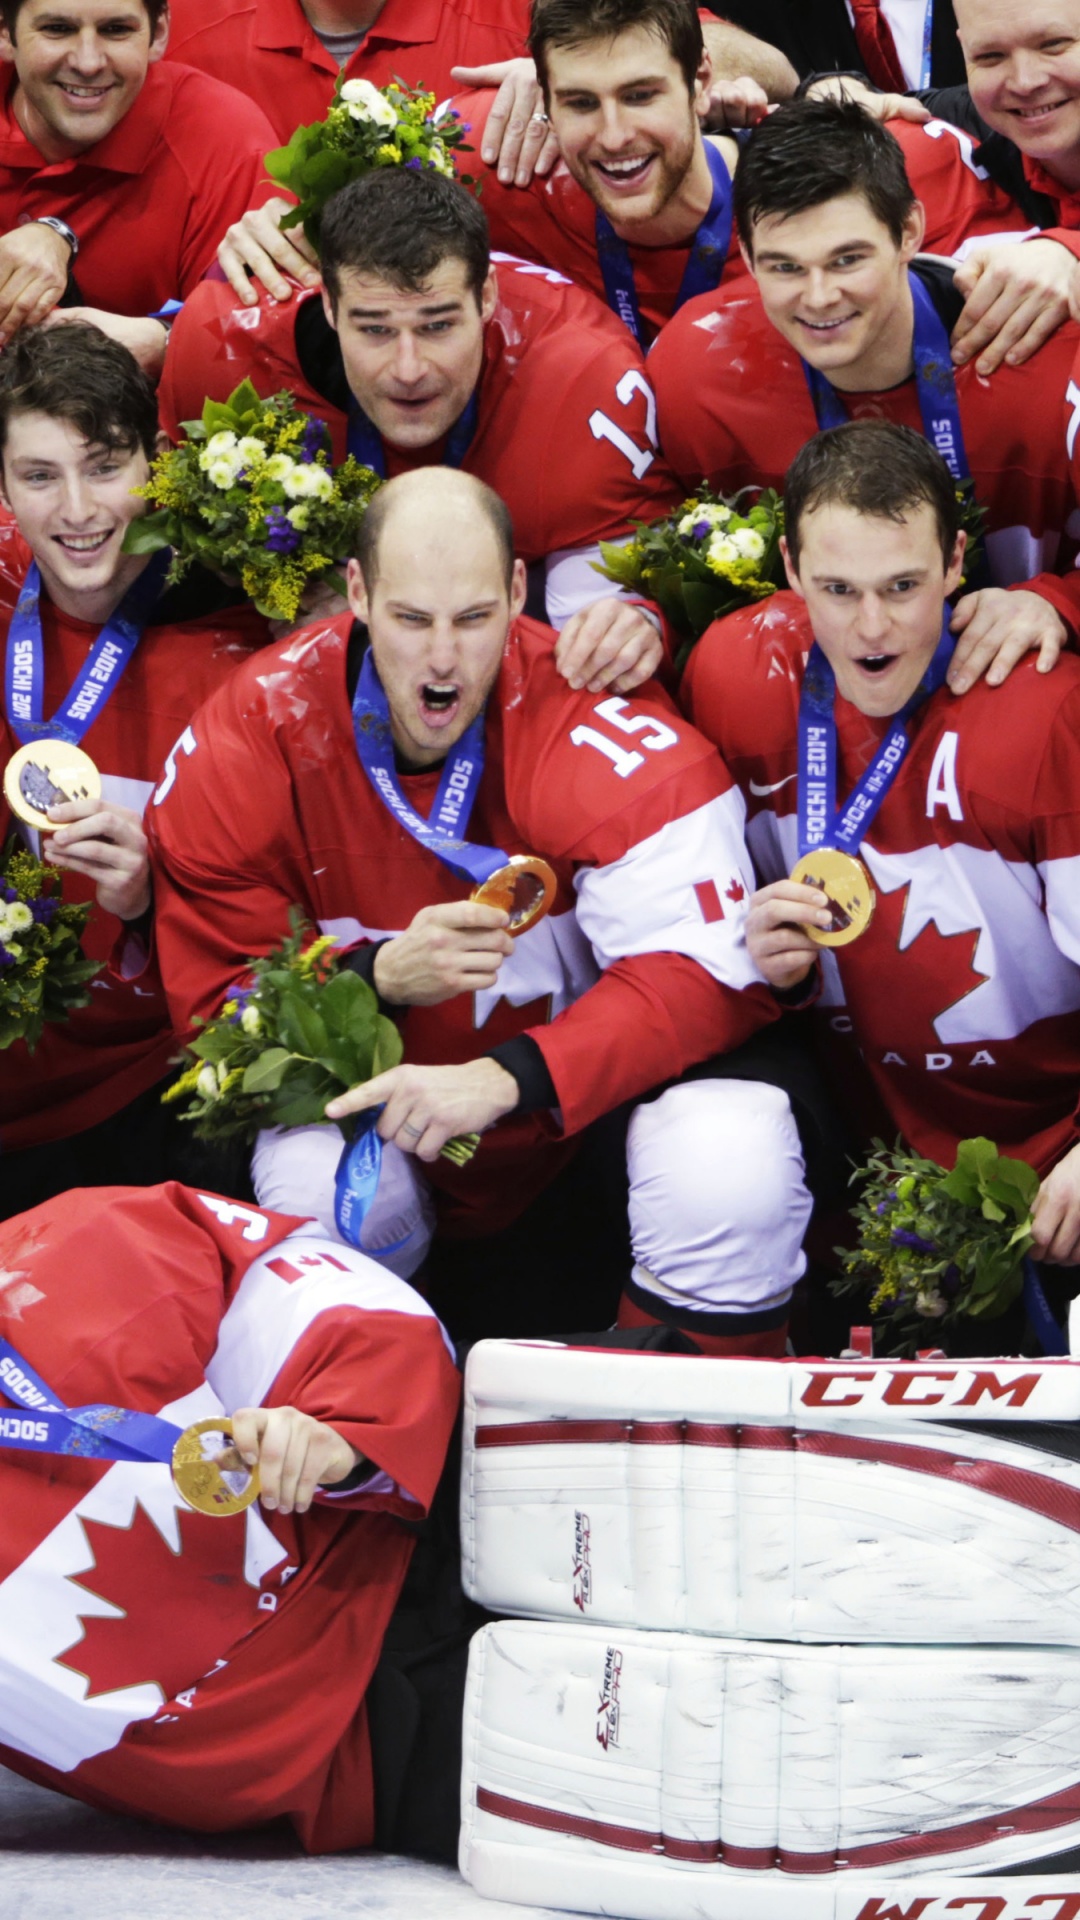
left=0, top=321, right=158, bottom=466
left=0, top=0, right=166, bottom=37
left=357, top=470, right=516, bottom=594
left=530, top=0, right=704, bottom=99
left=320, top=169, right=491, bottom=313
left=734, top=97, right=916, bottom=253
left=784, top=421, right=961, bottom=572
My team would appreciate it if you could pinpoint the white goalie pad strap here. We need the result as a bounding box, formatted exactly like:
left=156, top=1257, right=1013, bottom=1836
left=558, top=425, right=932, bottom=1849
left=460, top=1620, right=1080, bottom=1915
left=461, top=1343, right=1080, bottom=1641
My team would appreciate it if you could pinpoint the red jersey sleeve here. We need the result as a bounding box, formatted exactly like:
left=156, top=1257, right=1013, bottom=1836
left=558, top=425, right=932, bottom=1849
left=890, top=117, right=1041, bottom=256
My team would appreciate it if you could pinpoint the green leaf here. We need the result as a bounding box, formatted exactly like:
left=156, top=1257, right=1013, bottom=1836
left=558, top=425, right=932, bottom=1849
left=241, top=1047, right=294, bottom=1094
left=277, top=993, right=328, bottom=1058
left=371, top=1014, right=404, bottom=1078
left=121, top=515, right=174, bottom=555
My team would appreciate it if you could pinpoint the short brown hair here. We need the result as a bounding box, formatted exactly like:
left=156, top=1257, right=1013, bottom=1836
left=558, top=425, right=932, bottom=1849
left=784, top=421, right=961, bottom=573
left=0, top=322, right=159, bottom=467
left=0, top=0, right=166, bottom=37
left=530, top=0, right=704, bottom=99
left=320, top=167, right=491, bottom=313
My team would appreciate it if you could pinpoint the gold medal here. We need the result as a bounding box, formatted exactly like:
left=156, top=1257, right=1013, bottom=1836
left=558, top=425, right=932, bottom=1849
left=4, top=739, right=101, bottom=832
left=171, top=1415, right=260, bottom=1519
left=790, top=847, right=875, bottom=948
left=471, top=854, right=557, bottom=937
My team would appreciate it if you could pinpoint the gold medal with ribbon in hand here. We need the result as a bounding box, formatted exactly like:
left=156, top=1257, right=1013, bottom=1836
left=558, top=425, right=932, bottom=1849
left=470, top=853, right=557, bottom=936
left=4, top=739, right=100, bottom=832
left=790, top=847, right=875, bottom=948
left=171, top=1415, right=260, bottom=1518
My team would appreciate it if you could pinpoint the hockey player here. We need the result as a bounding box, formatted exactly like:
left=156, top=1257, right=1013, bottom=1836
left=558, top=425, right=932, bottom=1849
left=0, top=322, right=268, bottom=1217
left=683, top=419, right=1080, bottom=1289
left=147, top=466, right=812, bottom=1356
left=650, top=97, right=1080, bottom=695
left=162, top=164, right=681, bottom=692
left=0, top=1179, right=462, bottom=1853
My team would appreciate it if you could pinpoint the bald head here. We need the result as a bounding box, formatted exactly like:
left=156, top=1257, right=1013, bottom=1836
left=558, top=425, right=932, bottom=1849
left=355, top=468, right=516, bottom=597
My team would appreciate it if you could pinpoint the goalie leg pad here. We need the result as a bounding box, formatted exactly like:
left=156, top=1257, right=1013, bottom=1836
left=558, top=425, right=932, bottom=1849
left=460, top=1620, right=1080, bottom=1915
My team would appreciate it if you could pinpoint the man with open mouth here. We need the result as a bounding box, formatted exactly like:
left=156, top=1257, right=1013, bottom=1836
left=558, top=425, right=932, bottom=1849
left=652, top=94, right=1080, bottom=703
left=684, top=419, right=1080, bottom=1344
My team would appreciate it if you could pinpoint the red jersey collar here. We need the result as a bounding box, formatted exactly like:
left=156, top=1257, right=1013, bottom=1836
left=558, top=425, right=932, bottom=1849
left=1021, top=149, right=1080, bottom=224
left=254, top=0, right=443, bottom=54
left=0, top=63, right=168, bottom=174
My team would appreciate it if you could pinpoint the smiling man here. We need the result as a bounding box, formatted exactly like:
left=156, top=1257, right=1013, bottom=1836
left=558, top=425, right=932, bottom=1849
left=0, top=0, right=276, bottom=347
left=147, top=466, right=814, bottom=1355
left=651, top=96, right=1080, bottom=694
left=683, top=419, right=1080, bottom=1310
left=0, top=321, right=268, bottom=1218
left=164, top=164, right=682, bottom=690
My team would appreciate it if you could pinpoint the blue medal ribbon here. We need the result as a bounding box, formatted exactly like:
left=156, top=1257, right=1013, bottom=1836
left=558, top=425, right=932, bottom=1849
left=333, top=1109, right=412, bottom=1254
left=798, top=619, right=954, bottom=859
left=802, top=270, right=990, bottom=591
left=1022, top=1256, right=1068, bottom=1356
left=346, top=386, right=480, bottom=479
left=595, top=141, right=733, bottom=348
left=0, top=1337, right=182, bottom=1465
left=350, top=648, right=510, bottom=888
left=5, top=548, right=171, bottom=748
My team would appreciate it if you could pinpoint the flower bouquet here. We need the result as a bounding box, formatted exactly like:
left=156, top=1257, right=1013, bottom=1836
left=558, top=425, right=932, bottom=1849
left=265, top=75, right=475, bottom=253
left=834, top=1136, right=1039, bottom=1355
left=595, top=489, right=785, bottom=672
left=123, top=379, right=381, bottom=623
left=0, top=841, right=101, bottom=1051
left=164, top=914, right=477, bottom=1167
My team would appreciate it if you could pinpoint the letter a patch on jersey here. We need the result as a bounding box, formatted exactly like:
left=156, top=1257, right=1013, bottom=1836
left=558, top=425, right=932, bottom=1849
left=926, top=731, right=963, bottom=821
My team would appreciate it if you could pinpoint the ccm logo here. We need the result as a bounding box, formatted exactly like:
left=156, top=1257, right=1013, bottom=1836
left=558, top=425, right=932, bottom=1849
left=855, top=1894, right=1080, bottom=1920
left=800, top=1369, right=1042, bottom=1411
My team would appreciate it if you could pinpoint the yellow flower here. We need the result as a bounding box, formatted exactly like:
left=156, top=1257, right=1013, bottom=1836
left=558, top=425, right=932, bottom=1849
left=299, top=933, right=338, bottom=975
left=376, top=143, right=402, bottom=163
left=161, top=1063, right=203, bottom=1104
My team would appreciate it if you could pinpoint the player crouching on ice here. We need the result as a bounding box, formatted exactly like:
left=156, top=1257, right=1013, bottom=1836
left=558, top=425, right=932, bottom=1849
left=684, top=419, right=1080, bottom=1346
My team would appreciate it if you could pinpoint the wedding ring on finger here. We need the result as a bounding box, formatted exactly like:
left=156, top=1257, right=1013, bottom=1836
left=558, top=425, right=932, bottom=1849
left=402, top=1122, right=424, bottom=1138
left=531, top=111, right=549, bottom=123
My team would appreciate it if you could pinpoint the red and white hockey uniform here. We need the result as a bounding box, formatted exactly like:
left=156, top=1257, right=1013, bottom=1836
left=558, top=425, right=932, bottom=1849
left=0, top=1181, right=460, bottom=1851
left=890, top=116, right=1045, bottom=256
left=158, top=258, right=681, bottom=589
left=682, top=591, right=1080, bottom=1176
left=451, top=90, right=746, bottom=343
left=147, top=613, right=776, bottom=1235
left=650, top=272, right=1080, bottom=631
left=0, top=518, right=268, bottom=1150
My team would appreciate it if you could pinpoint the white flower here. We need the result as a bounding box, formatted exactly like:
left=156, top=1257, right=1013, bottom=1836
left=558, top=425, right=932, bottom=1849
left=240, top=1004, right=262, bottom=1036
left=264, top=453, right=294, bottom=482
left=235, top=436, right=265, bottom=466
left=339, top=77, right=397, bottom=127
left=196, top=1065, right=219, bottom=1100
left=914, top=1287, right=948, bottom=1319
left=707, top=533, right=740, bottom=568
left=286, top=504, right=311, bottom=529
left=205, top=457, right=241, bottom=490
left=283, top=463, right=334, bottom=501
left=203, top=431, right=239, bottom=458
left=5, top=902, right=32, bottom=933
left=730, top=526, right=766, bottom=561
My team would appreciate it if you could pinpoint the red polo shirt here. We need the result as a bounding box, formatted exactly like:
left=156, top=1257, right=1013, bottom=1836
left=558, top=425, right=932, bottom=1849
left=0, top=62, right=277, bottom=315
left=166, top=0, right=531, bottom=144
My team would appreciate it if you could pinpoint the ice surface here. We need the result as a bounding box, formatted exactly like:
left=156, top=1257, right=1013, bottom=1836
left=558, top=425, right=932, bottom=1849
left=0, top=1765, right=570, bottom=1920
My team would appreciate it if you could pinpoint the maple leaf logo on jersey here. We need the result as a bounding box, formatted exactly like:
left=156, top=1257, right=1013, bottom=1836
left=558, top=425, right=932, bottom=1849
left=0, top=1217, right=48, bottom=1321
left=725, top=878, right=746, bottom=904
left=853, top=881, right=990, bottom=1048
left=56, top=1500, right=260, bottom=1701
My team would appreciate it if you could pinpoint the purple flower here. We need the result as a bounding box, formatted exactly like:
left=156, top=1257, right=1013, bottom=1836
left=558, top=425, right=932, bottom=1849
left=264, top=507, right=300, bottom=555
left=405, top=156, right=423, bottom=169
left=298, top=415, right=325, bottom=464
left=890, top=1227, right=938, bottom=1255
left=875, top=1199, right=891, bottom=1216
left=692, top=518, right=712, bottom=540
left=1, top=887, right=15, bottom=904
left=29, top=896, right=56, bottom=924
left=0, top=943, right=15, bottom=970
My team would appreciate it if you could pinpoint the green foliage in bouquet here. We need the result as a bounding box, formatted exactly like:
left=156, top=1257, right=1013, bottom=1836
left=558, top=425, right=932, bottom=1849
left=834, top=1136, right=1039, bottom=1354
left=123, top=380, right=380, bottom=623
left=163, top=914, right=478, bottom=1167
left=266, top=75, right=475, bottom=252
left=596, top=490, right=785, bottom=671
left=0, top=842, right=101, bottom=1051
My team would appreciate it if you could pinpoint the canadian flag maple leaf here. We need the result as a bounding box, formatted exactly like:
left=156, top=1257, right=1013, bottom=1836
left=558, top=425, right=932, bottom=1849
left=725, top=878, right=746, bottom=904
left=56, top=1500, right=260, bottom=1701
left=844, top=879, right=990, bottom=1050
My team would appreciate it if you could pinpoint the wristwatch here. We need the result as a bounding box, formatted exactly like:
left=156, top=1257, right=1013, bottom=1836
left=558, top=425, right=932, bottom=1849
left=31, top=215, right=78, bottom=260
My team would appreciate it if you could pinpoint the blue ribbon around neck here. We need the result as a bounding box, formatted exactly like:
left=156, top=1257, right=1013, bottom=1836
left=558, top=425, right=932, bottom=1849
left=798, top=618, right=954, bottom=861
left=0, top=1336, right=182, bottom=1465
left=595, top=140, right=733, bottom=348
left=802, top=269, right=990, bottom=592
left=5, top=547, right=171, bottom=748
left=346, top=384, right=480, bottom=479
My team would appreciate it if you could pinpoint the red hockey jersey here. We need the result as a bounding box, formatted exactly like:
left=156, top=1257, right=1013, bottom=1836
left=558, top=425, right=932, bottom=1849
left=0, top=1181, right=460, bottom=1851
left=451, top=89, right=746, bottom=343
left=0, top=518, right=269, bottom=1149
left=682, top=592, right=1080, bottom=1176
left=890, top=116, right=1044, bottom=256
left=158, top=257, right=681, bottom=569
left=650, top=272, right=1080, bottom=631
left=146, top=613, right=776, bottom=1234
